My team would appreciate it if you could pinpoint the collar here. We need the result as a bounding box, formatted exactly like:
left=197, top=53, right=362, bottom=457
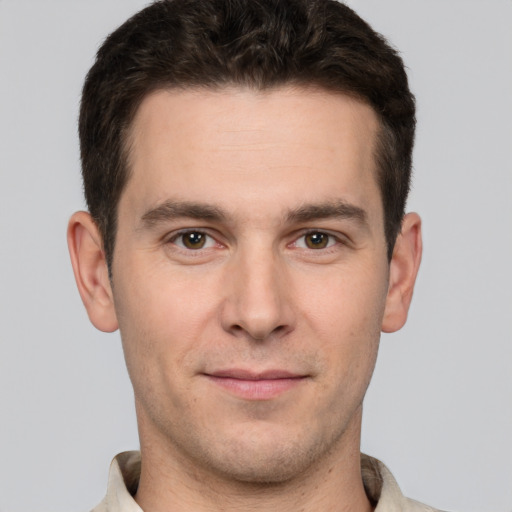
left=92, top=451, right=439, bottom=512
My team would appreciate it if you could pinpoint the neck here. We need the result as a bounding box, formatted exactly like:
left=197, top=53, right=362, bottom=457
left=134, top=408, right=373, bottom=512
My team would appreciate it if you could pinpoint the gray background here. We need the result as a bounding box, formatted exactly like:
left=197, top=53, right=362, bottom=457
left=0, top=1, right=511, bottom=511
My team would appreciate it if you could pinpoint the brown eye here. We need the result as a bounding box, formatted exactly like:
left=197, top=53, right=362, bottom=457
left=181, top=232, right=207, bottom=249
left=304, top=232, right=330, bottom=249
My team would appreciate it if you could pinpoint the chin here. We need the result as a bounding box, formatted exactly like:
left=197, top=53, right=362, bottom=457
left=194, top=426, right=342, bottom=486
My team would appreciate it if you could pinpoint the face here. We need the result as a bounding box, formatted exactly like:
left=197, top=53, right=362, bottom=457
left=111, top=87, right=391, bottom=483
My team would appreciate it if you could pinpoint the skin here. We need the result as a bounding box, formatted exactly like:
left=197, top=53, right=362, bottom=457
left=68, top=86, right=422, bottom=512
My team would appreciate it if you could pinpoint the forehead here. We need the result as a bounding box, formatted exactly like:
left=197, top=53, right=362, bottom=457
left=123, top=86, right=382, bottom=222
left=129, top=86, right=378, bottom=163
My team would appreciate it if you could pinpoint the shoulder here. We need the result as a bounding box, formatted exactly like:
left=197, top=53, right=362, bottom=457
left=90, top=451, right=142, bottom=512
left=91, top=502, right=108, bottom=512
left=404, top=497, right=445, bottom=512
left=362, top=454, right=445, bottom=512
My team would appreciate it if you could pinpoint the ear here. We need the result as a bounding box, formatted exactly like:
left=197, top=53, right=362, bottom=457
left=67, top=211, right=119, bottom=332
left=381, top=212, right=422, bottom=333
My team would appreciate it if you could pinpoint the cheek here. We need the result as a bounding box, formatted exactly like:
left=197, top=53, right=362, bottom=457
left=295, top=263, right=387, bottom=385
left=296, top=260, right=388, bottom=333
left=113, top=261, right=220, bottom=384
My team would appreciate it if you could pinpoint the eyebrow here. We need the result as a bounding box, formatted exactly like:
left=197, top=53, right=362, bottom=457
left=141, top=200, right=227, bottom=227
left=286, top=201, right=368, bottom=226
left=140, top=199, right=368, bottom=229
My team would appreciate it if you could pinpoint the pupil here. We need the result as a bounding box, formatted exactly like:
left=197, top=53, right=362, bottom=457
left=307, top=232, right=327, bottom=248
left=184, top=232, right=205, bottom=248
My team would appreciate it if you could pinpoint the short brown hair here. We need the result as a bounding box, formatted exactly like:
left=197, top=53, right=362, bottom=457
left=79, top=0, right=415, bottom=269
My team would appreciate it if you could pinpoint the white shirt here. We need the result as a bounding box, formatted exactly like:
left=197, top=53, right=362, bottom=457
left=91, top=451, right=442, bottom=512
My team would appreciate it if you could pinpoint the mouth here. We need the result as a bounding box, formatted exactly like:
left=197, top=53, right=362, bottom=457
left=203, top=369, right=308, bottom=400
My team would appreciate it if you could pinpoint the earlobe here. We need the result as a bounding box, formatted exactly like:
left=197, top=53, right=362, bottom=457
left=381, top=212, right=422, bottom=333
left=67, top=211, right=119, bottom=333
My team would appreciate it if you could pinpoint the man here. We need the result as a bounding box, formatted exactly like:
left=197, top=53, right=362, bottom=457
left=67, top=0, right=431, bottom=510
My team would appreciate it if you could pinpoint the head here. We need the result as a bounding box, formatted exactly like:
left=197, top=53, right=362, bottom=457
left=79, top=0, right=415, bottom=270
left=69, top=0, right=422, bottom=496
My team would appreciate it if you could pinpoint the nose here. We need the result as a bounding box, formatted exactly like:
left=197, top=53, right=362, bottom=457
left=220, top=244, right=295, bottom=341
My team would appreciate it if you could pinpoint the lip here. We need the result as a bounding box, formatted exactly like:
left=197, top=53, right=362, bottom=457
left=204, top=369, right=307, bottom=400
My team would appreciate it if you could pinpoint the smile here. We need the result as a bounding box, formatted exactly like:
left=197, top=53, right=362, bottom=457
left=204, top=369, right=307, bottom=400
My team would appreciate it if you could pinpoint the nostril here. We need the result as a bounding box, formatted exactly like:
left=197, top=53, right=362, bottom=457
left=271, top=324, right=286, bottom=335
left=228, top=322, right=289, bottom=341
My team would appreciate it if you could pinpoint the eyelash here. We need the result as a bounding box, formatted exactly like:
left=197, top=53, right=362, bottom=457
left=166, top=229, right=345, bottom=253
left=167, top=229, right=219, bottom=251
left=291, top=230, right=341, bottom=251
